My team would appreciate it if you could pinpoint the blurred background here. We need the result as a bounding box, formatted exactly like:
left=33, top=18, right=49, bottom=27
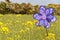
left=0, top=0, right=60, bottom=15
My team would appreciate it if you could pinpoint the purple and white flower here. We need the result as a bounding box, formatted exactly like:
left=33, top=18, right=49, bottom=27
left=33, top=6, right=56, bottom=29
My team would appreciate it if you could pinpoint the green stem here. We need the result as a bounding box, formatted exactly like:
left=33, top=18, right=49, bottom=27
left=46, top=29, right=48, bottom=36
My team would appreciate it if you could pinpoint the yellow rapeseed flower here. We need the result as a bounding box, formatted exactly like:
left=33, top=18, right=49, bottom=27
left=19, top=29, right=25, bottom=33
left=15, top=34, right=20, bottom=38
left=1, top=27, right=9, bottom=34
left=25, top=27, right=30, bottom=32
left=15, top=20, right=19, bottom=23
left=16, top=14, right=21, bottom=17
left=46, top=33, right=55, bottom=40
left=0, top=22, right=3, bottom=25
left=0, top=22, right=4, bottom=27
left=7, top=37, right=13, bottom=40
left=26, top=21, right=34, bottom=26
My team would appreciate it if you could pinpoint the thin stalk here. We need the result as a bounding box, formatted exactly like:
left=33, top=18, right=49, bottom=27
left=46, top=28, right=48, bottom=36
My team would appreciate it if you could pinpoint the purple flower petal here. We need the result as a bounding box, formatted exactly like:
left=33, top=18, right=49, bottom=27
left=51, top=16, right=56, bottom=22
left=49, top=8, right=54, bottom=14
left=46, top=8, right=50, bottom=15
left=44, top=20, right=50, bottom=28
left=33, top=14, right=42, bottom=20
left=46, top=15, right=53, bottom=22
left=46, top=15, right=56, bottom=22
left=45, top=23, right=50, bottom=29
left=36, top=19, right=44, bottom=26
left=39, top=6, right=46, bottom=14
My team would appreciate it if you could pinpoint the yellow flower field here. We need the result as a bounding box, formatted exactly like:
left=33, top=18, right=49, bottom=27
left=0, top=14, right=60, bottom=40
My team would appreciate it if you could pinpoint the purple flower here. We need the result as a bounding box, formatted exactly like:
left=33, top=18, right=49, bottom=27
left=33, top=6, right=56, bottom=29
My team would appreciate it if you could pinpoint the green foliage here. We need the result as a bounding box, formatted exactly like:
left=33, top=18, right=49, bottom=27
left=5, top=0, right=10, bottom=3
left=0, top=2, right=36, bottom=14
left=0, top=2, right=6, bottom=14
left=0, top=1, right=60, bottom=15
left=56, top=7, right=60, bottom=15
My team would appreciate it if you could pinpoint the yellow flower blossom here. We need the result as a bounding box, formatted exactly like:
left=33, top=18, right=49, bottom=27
left=19, top=29, right=25, bottom=33
left=25, top=27, right=30, bottom=31
left=46, top=33, right=55, bottom=40
left=1, top=27, right=9, bottom=34
left=7, top=37, right=13, bottom=40
left=0, top=22, right=4, bottom=27
left=15, top=34, right=20, bottom=38
left=26, top=21, right=34, bottom=25
left=16, top=14, right=21, bottom=17
left=0, top=22, right=3, bottom=25
left=15, top=20, right=19, bottom=23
